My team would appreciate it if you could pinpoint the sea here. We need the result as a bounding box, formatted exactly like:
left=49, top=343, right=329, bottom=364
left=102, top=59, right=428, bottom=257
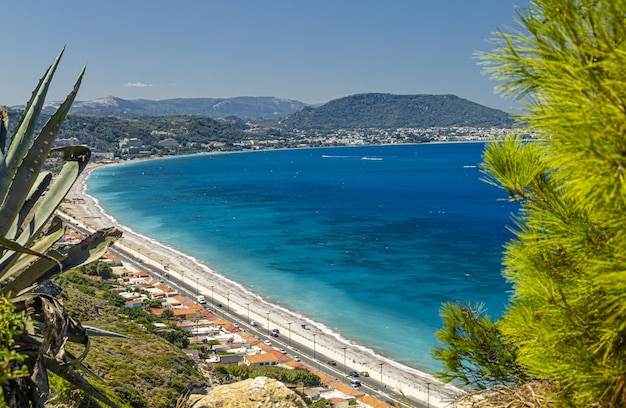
left=87, top=142, right=517, bottom=373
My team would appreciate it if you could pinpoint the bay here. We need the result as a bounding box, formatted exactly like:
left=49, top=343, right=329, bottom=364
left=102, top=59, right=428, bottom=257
left=88, top=142, right=515, bottom=372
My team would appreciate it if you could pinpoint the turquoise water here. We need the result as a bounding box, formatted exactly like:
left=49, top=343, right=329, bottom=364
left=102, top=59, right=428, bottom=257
left=88, top=143, right=516, bottom=372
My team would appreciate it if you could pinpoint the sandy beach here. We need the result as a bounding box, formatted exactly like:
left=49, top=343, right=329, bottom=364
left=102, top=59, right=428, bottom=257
left=58, top=161, right=464, bottom=407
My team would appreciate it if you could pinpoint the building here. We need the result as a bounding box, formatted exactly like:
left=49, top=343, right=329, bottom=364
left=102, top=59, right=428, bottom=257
left=243, top=350, right=292, bottom=366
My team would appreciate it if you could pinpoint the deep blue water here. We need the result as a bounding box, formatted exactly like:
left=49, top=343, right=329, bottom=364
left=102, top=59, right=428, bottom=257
left=88, top=143, right=516, bottom=372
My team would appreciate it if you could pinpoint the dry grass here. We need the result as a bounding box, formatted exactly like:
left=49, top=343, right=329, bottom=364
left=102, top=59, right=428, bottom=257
left=456, top=382, right=557, bottom=408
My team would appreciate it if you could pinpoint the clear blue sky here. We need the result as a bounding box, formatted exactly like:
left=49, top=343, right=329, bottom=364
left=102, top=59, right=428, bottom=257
left=3, top=1, right=527, bottom=112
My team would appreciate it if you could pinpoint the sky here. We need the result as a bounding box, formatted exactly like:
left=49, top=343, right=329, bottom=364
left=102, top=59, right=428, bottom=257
left=3, top=1, right=527, bottom=112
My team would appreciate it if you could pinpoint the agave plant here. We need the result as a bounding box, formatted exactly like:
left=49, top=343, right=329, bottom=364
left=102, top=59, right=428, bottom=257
left=0, top=49, right=123, bottom=407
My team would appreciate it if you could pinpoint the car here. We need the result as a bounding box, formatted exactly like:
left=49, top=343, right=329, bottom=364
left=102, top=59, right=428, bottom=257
left=233, top=323, right=239, bottom=328
left=279, top=348, right=287, bottom=354
left=327, top=360, right=336, bottom=366
left=349, top=371, right=359, bottom=377
left=272, top=332, right=279, bottom=337
left=272, top=328, right=280, bottom=334
left=293, top=355, right=301, bottom=362
left=351, top=380, right=361, bottom=388
left=216, top=303, right=223, bottom=307
left=264, top=340, right=272, bottom=346
left=250, top=321, right=257, bottom=326
left=360, top=371, right=370, bottom=377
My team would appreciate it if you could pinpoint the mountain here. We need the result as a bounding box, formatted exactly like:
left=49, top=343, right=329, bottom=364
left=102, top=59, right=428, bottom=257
left=277, top=93, right=514, bottom=130
left=42, top=95, right=307, bottom=119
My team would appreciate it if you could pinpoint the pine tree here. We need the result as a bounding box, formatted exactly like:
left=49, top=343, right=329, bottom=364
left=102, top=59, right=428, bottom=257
left=434, top=1, right=626, bottom=406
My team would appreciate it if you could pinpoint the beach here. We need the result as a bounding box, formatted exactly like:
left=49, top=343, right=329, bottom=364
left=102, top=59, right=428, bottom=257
left=59, top=162, right=464, bottom=407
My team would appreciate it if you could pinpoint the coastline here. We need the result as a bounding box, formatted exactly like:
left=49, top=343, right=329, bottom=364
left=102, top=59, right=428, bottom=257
left=59, top=159, right=464, bottom=407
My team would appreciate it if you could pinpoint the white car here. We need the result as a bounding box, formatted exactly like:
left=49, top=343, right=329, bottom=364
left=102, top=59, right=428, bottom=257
left=279, top=348, right=286, bottom=354
left=264, top=340, right=272, bottom=346
left=293, top=355, right=301, bottom=362
left=251, top=321, right=257, bottom=326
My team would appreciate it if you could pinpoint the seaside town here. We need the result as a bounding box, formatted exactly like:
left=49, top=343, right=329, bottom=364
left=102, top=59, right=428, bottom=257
left=53, top=125, right=519, bottom=162
left=55, top=206, right=455, bottom=408
left=55, top=172, right=466, bottom=408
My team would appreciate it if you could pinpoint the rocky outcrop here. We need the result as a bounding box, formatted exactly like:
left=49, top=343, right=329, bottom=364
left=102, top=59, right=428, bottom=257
left=189, top=377, right=307, bottom=408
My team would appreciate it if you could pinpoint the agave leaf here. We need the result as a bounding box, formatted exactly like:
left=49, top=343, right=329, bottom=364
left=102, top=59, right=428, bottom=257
left=0, top=109, right=8, bottom=161
left=0, top=236, right=62, bottom=280
left=16, top=146, right=91, bottom=252
left=2, top=227, right=122, bottom=295
left=61, top=227, right=122, bottom=271
left=84, top=325, right=127, bottom=338
left=0, top=249, right=63, bottom=296
left=44, top=356, right=121, bottom=408
left=0, top=48, right=64, bottom=207
left=18, top=172, right=53, bottom=234
left=0, top=66, right=86, bottom=239
left=3, top=171, right=52, bottom=246
left=0, top=218, right=65, bottom=286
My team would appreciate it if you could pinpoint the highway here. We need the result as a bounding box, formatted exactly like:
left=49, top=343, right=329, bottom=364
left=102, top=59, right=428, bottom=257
left=61, top=215, right=427, bottom=407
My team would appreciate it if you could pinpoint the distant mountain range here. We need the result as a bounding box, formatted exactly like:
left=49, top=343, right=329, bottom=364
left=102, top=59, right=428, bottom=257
left=41, top=95, right=308, bottom=120
left=33, top=93, right=513, bottom=130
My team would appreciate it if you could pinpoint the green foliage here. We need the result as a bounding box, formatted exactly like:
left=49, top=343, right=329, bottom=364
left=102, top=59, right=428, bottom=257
left=157, top=329, right=190, bottom=349
left=278, top=93, right=513, bottom=130
left=435, top=1, right=626, bottom=406
left=0, top=293, right=29, bottom=397
left=432, top=301, right=527, bottom=389
left=110, top=384, right=147, bottom=408
left=103, top=290, right=126, bottom=308
left=56, top=114, right=247, bottom=153
left=310, top=399, right=331, bottom=407
left=81, top=261, right=113, bottom=279
left=215, top=364, right=320, bottom=387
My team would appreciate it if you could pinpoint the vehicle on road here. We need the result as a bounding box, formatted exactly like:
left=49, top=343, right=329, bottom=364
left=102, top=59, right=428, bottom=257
left=327, top=361, right=336, bottom=366
left=293, top=356, right=301, bottom=362
left=349, top=371, right=359, bottom=377
left=351, top=380, right=361, bottom=388
left=197, top=295, right=206, bottom=304
left=251, top=321, right=257, bottom=326
left=360, top=371, right=370, bottom=377
left=279, top=348, right=286, bottom=354
left=264, top=340, right=272, bottom=346
left=272, top=328, right=280, bottom=334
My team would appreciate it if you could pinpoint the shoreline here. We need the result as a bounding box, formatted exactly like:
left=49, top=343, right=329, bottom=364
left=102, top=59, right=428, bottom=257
left=59, top=158, right=465, bottom=407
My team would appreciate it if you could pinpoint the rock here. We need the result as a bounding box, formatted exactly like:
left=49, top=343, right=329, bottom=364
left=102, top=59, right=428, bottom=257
left=189, top=376, right=307, bottom=408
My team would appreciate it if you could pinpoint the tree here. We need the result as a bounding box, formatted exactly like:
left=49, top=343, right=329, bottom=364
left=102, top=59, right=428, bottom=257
left=81, top=260, right=112, bottom=279
left=161, top=309, right=174, bottom=320
left=433, top=301, right=527, bottom=389
left=434, top=1, right=626, bottom=406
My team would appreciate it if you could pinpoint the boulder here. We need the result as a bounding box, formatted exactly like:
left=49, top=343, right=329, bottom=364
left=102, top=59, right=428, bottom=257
left=189, top=376, right=307, bottom=408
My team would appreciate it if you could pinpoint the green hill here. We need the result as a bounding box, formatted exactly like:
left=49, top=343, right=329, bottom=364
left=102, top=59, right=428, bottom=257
left=277, top=93, right=514, bottom=130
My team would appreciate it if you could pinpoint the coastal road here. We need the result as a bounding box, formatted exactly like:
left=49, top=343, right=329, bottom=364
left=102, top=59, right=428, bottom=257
left=60, top=215, right=428, bottom=407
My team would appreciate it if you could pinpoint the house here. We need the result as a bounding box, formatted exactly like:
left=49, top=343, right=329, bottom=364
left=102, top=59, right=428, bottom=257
left=101, top=252, right=122, bottom=266
left=124, top=299, right=144, bottom=309
left=358, top=395, right=394, bottom=408
left=243, top=349, right=292, bottom=366
left=173, top=307, right=202, bottom=320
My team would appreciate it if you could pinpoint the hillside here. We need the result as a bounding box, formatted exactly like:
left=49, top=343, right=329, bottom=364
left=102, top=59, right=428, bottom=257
left=277, top=93, right=514, bottom=130
left=50, top=114, right=250, bottom=153
left=41, top=95, right=307, bottom=120
left=49, top=272, right=210, bottom=408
